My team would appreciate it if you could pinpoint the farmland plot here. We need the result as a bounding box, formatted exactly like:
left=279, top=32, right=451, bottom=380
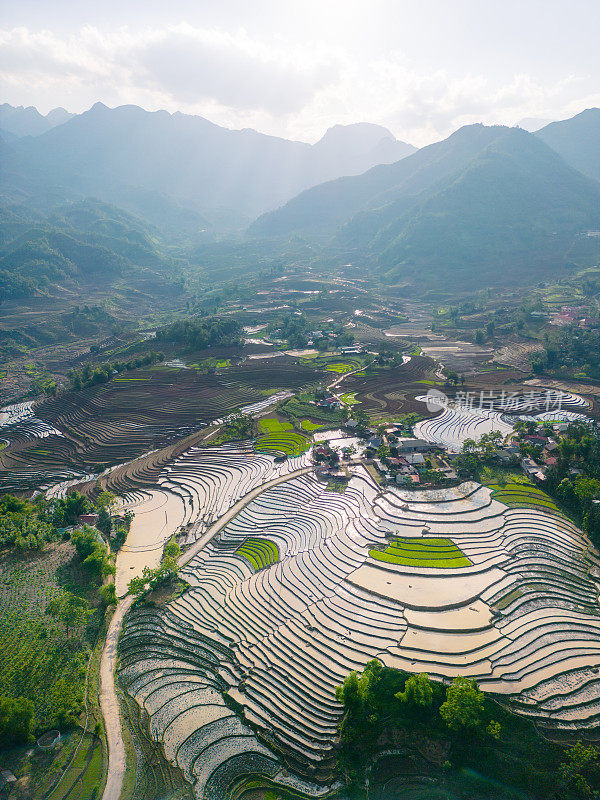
left=119, top=460, right=600, bottom=798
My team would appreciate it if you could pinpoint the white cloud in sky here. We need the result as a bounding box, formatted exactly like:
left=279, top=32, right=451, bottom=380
left=0, top=23, right=598, bottom=146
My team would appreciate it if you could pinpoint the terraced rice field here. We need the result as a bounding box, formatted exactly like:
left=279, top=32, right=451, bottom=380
left=116, top=443, right=310, bottom=593
left=487, top=479, right=561, bottom=513
left=235, top=538, right=279, bottom=570
left=413, top=389, right=592, bottom=452
left=342, top=355, right=439, bottom=417
left=119, top=458, right=600, bottom=799
left=257, top=418, right=293, bottom=433
left=0, top=363, right=318, bottom=493
left=414, top=401, right=513, bottom=452
left=255, top=430, right=310, bottom=456
left=299, top=419, right=323, bottom=432
left=370, top=537, right=472, bottom=568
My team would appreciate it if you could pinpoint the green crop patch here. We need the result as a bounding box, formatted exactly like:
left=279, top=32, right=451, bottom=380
left=258, top=417, right=293, bottom=433
left=300, top=419, right=323, bottom=431
left=255, top=430, right=310, bottom=456
left=326, top=362, right=360, bottom=373
left=340, top=392, right=361, bottom=405
left=487, top=479, right=560, bottom=512
left=236, top=538, right=279, bottom=571
left=370, top=537, right=472, bottom=568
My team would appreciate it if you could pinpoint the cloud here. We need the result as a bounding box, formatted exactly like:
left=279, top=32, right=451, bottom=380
left=0, top=24, right=339, bottom=116
left=133, top=25, right=339, bottom=114
left=0, top=24, right=597, bottom=146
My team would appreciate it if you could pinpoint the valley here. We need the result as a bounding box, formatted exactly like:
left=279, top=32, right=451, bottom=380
left=1, top=97, right=600, bottom=800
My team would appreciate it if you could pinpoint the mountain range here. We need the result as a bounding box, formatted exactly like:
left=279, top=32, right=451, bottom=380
left=535, top=108, right=600, bottom=182
left=1, top=101, right=599, bottom=294
left=251, top=112, right=600, bottom=288
left=0, top=104, right=74, bottom=139
left=0, top=103, right=415, bottom=229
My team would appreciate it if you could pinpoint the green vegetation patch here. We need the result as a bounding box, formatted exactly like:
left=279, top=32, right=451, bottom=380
left=487, top=477, right=560, bottom=512
left=300, top=418, right=323, bottom=431
left=258, top=417, right=293, bottom=433
left=0, top=541, right=102, bottom=739
left=370, top=537, right=472, bottom=568
left=340, top=392, right=361, bottom=405
left=255, top=430, right=310, bottom=456
left=281, top=394, right=345, bottom=427
left=236, top=538, right=279, bottom=571
left=326, top=362, right=356, bottom=373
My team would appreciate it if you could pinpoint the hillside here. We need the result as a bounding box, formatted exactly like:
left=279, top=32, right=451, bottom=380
left=374, top=128, right=600, bottom=285
left=250, top=124, right=512, bottom=237
left=0, top=198, right=174, bottom=299
left=251, top=124, right=600, bottom=289
left=535, top=108, right=600, bottom=182
left=2, top=104, right=415, bottom=230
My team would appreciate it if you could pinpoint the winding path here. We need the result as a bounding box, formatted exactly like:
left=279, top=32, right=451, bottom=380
left=100, top=463, right=314, bottom=800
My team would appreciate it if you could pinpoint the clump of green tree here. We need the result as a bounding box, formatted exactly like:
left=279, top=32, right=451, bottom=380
left=267, top=313, right=309, bottom=348
left=542, top=421, right=600, bottom=546
left=0, top=491, right=132, bottom=553
left=453, top=430, right=506, bottom=478
left=0, top=695, right=35, bottom=746
left=48, top=490, right=91, bottom=527
left=335, top=662, right=502, bottom=790
left=66, top=350, right=164, bottom=391
left=533, top=325, right=600, bottom=379
left=128, top=537, right=180, bottom=598
left=155, top=316, right=243, bottom=350
left=0, top=495, right=59, bottom=550
left=45, top=591, right=92, bottom=637
left=71, top=525, right=114, bottom=581
left=220, top=413, right=254, bottom=442
left=336, top=661, right=598, bottom=797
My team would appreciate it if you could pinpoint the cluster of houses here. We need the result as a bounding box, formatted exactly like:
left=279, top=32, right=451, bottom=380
left=313, top=421, right=457, bottom=487
left=552, top=305, right=600, bottom=329
left=517, top=430, right=565, bottom=482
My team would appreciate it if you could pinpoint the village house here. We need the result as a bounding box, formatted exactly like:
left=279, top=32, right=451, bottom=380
left=318, top=396, right=342, bottom=410
left=521, top=457, right=546, bottom=481
left=77, top=512, right=99, bottom=525
left=396, top=437, right=431, bottom=453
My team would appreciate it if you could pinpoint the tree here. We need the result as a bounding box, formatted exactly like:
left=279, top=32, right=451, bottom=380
left=0, top=696, right=34, bottom=746
left=486, top=720, right=502, bottom=740
left=46, top=591, right=91, bottom=637
left=395, top=673, right=433, bottom=709
left=96, top=505, right=112, bottom=537
left=439, top=677, right=484, bottom=732
left=95, top=491, right=116, bottom=510
left=52, top=491, right=91, bottom=526
left=71, top=526, right=114, bottom=580
left=556, top=478, right=576, bottom=507
left=223, top=413, right=254, bottom=440
left=557, top=741, right=599, bottom=798
left=99, top=583, right=117, bottom=606
left=164, top=536, right=181, bottom=560
left=574, top=477, right=600, bottom=507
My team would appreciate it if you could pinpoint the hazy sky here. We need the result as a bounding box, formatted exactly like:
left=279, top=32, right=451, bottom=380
left=1, top=0, right=598, bottom=145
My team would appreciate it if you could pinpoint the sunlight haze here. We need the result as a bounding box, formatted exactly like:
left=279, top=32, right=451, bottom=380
left=1, top=0, right=599, bottom=145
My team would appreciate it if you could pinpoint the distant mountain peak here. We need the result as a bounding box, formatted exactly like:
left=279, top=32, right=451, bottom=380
left=0, top=102, right=74, bottom=137
left=535, top=107, right=600, bottom=182
left=317, top=122, right=395, bottom=145
left=516, top=117, right=556, bottom=132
